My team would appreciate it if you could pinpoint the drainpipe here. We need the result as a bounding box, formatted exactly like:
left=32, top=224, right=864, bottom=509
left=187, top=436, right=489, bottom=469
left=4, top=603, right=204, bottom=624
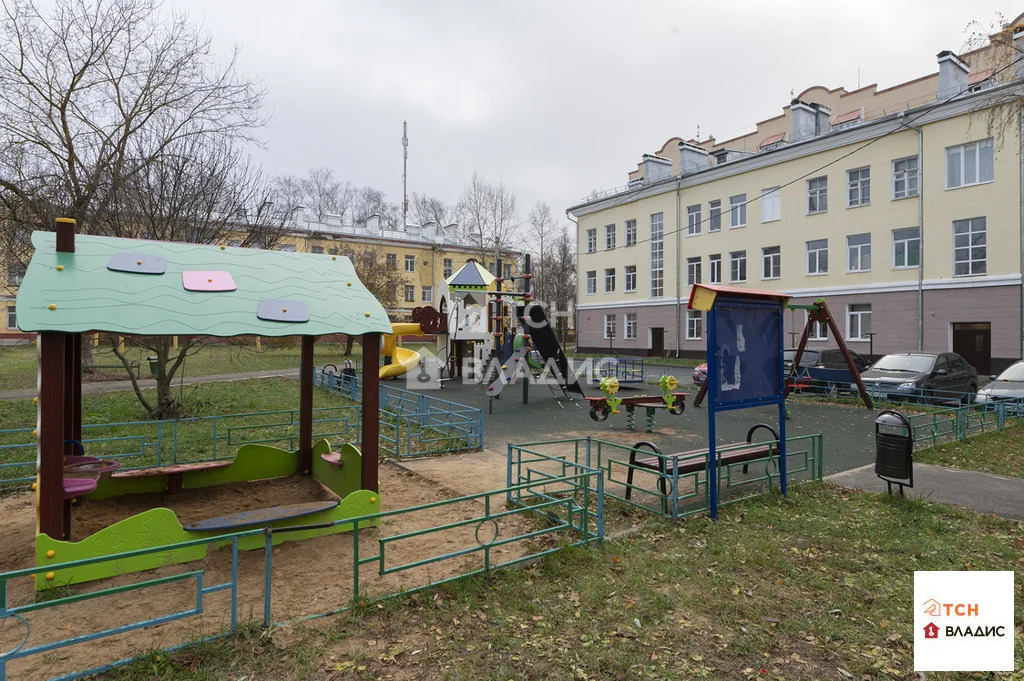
left=674, top=176, right=682, bottom=357
left=900, top=114, right=925, bottom=352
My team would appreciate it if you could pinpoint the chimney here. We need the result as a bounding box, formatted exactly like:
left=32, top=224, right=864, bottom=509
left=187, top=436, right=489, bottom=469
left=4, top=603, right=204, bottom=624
left=814, top=105, right=832, bottom=135
left=641, top=154, right=672, bottom=183
left=791, top=100, right=816, bottom=142
left=677, top=142, right=709, bottom=175
left=937, top=50, right=969, bottom=101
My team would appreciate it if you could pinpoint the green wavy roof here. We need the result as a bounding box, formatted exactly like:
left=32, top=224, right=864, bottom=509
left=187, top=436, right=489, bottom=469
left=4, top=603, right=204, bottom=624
left=16, top=232, right=392, bottom=337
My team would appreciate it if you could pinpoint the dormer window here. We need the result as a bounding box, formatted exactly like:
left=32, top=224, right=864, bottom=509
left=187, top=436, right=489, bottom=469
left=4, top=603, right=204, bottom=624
left=968, top=68, right=994, bottom=92
left=832, top=109, right=864, bottom=131
left=759, top=132, right=787, bottom=152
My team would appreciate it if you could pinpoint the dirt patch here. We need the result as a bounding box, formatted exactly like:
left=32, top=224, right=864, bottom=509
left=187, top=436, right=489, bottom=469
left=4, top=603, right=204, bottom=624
left=0, top=463, right=557, bottom=681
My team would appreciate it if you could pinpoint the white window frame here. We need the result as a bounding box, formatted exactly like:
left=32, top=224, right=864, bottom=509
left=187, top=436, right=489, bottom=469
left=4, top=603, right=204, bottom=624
left=586, top=228, right=597, bottom=253
left=604, top=267, right=616, bottom=293
left=729, top=194, right=747, bottom=228
left=625, top=219, right=637, bottom=246
left=585, top=271, right=597, bottom=295
left=847, top=167, right=870, bottom=207
left=761, top=187, right=781, bottom=223
left=605, top=224, right=616, bottom=249
left=708, top=200, right=722, bottom=231
left=847, top=233, right=871, bottom=272
left=404, top=254, right=416, bottom=272
left=847, top=303, right=872, bottom=341
left=761, top=246, right=781, bottom=280
left=708, top=254, right=722, bottom=284
left=946, top=138, right=994, bottom=190
left=624, top=313, right=637, bottom=340
left=6, top=262, right=26, bottom=286
left=686, top=310, right=703, bottom=340
left=686, top=205, right=701, bottom=236
left=421, top=287, right=433, bottom=303
left=729, top=250, right=747, bottom=283
left=603, top=314, right=616, bottom=340
left=624, top=265, right=637, bottom=292
left=806, top=239, right=828, bottom=275
left=807, top=177, right=828, bottom=214
left=650, top=212, right=664, bottom=297
left=686, top=257, right=701, bottom=285
left=404, top=284, right=416, bottom=302
left=5, top=305, right=15, bottom=330
left=892, top=156, right=919, bottom=199
left=443, top=258, right=453, bottom=278
left=953, top=217, right=987, bottom=276
left=806, top=311, right=828, bottom=341
left=277, top=243, right=297, bottom=252
left=892, top=227, right=921, bottom=269
left=310, top=245, right=324, bottom=254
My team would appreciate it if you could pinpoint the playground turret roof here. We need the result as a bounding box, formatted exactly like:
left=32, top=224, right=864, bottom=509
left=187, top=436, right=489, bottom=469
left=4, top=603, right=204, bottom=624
left=687, top=283, right=791, bottom=311
left=16, top=231, right=392, bottom=337
left=444, top=259, right=494, bottom=289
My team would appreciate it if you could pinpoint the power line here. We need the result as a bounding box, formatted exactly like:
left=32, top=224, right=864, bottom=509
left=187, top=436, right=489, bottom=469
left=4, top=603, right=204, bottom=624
left=574, top=51, right=1024, bottom=256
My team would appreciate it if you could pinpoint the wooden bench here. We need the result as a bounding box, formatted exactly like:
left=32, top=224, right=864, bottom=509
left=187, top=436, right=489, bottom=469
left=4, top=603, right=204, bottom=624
left=184, top=500, right=339, bottom=532
left=624, top=424, right=779, bottom=501
left=113, top=460, right=233, bottom=493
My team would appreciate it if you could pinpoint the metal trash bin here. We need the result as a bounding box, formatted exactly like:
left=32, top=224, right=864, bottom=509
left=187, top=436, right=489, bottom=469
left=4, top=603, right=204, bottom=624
left=147, top=356, right=159, bottom=376
left=875, top=410, right=913, bottom=495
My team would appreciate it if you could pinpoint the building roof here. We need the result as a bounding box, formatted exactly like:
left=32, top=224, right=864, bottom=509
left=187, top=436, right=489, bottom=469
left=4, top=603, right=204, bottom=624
left=969, top=68, right=994, bottom=84
left=831, top=109, right=863, bottom=125
left=16, top=231, right=392, bottom=337
left=445, top=260, right=495, bottom=289
left=759, top=132, right=787, bottom=148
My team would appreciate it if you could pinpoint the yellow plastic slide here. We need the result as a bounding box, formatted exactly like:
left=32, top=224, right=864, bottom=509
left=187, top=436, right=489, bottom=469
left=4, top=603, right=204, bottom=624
left=379, top=323, right=426, bottom=379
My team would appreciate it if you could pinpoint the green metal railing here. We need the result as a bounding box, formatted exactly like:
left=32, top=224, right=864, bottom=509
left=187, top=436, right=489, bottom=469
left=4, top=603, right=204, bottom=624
left=904, top=398, right=1024, bottom=447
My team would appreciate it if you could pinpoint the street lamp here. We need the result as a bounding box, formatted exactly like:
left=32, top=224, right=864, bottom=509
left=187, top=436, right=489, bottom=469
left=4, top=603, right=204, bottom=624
left=864, top=332, right=877, bottom=360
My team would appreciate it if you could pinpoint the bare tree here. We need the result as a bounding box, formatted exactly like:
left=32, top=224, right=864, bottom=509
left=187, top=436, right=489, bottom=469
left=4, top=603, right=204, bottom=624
left=341, top=246, right=403, bottom=355
left=272, top=174, right=306, bottom=218
left=526, top=201, right=556, bottom=303
left=302, top=167, right=352, bottom=222
left=457, top=171, right=520, bottom=267
left=351, top=186, right=401, bottom=228
left=541, top=227, right=577, bottom=343
left=960, top=15, right=1024, bottom=148
left=410, top=193, right=457, bottom=232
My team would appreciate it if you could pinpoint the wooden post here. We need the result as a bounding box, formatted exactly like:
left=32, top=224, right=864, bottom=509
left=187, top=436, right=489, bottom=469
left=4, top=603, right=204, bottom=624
left=299, top=335, right=314, bottom=474
left=255, top=336, right=262, bottom=351
left=55, top=217, right=76, bottom=253
left=360, top=333, right=381, bottom=492
left=172, top=335, right=178, bottom=350
left=38, top=332, right=66, bottom=540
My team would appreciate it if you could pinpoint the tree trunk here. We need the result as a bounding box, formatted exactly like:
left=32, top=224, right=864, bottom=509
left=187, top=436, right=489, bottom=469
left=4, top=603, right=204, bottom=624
left=345, top=335, right=354, bottom=356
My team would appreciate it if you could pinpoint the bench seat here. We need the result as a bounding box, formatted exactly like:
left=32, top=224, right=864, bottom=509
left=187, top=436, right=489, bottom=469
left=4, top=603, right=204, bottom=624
left=113, top=460, right=233, bottom=493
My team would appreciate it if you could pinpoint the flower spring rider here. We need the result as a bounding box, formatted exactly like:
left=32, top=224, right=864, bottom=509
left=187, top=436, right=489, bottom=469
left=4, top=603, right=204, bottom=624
left=659, top=375, right=679, bottom=409
left=599, top=377, right=622, bottom=415
left=586, top=374, right=688, bottom=432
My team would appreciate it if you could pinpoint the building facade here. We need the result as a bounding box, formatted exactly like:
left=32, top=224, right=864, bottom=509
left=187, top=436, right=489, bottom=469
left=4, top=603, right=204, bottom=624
left=570, top=24, right=1024, bottom=374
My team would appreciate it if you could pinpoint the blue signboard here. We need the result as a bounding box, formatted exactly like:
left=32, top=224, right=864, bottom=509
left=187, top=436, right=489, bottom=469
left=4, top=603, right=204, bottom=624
left=710, top=301, right=783, bottom=409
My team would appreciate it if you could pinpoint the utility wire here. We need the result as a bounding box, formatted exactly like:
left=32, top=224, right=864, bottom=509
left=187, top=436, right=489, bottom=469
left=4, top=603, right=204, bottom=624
left=575, top=50, right=1024, bottom=256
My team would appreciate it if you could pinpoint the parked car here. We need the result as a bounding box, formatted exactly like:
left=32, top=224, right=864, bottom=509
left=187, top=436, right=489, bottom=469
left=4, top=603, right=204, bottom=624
left=855, top=352, right=978, bottom=403
left=975, top=360, right=1024, bottom=408
left=693, top=348, right=868, bottom=391
left=792, top=348, right=872, bottom=394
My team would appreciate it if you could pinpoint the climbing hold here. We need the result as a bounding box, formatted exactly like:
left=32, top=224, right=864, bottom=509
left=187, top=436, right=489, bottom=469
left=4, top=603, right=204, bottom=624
left=56, top=265, right=64, bottom=271
left=347, top=282, right=352, bottom=287
left=30, top=482, right=37, bottom=491
left=364, top=312, right=370, bottom=317
left=46, top=549, right=55, bottom=559
left=370, top=496, right=378, bottom=503
left=332, top=256, right=337, bottom=260
left=32, top=429, right=37, bottom=438
left=220, top=245, right=226, bottom=250
left=207, top=278, right=213, bottom=283
left=32, top=396, right=38, bottom=404
left=45, top=572, right=55, bottom=581
left=48, top=304, right=57, bottom=310
left=282, top=308, right=288, bottom=313
left=136, top=260, right=143, bottom=265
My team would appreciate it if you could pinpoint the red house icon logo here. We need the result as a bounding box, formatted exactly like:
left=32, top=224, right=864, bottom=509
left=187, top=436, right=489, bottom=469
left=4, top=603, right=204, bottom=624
left=924, top=622, right=940, bottom=639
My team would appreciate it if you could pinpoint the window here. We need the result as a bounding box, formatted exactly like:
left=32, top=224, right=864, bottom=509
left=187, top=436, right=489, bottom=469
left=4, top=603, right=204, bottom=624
left=624, top=265, right=636, bottom=292
left=761, top=187, right=781, bottom=223
left=686, top=205, right=701, bottom=236
left=807, top=312, right=828, bottom=341
left=586, top=228, right=597, bottom=253
left=892, top=156, right=919, bottom=199
left=6, top=262, right=26, bottom=286
left=847, top=233, right=871, bottom=272
left=729, top=194, right=746, bottom=228
left=946, top=138, right=994, bottom=189
left=405, top=255, right=416, bottom=272
left=5, top=305, right=15, bottom=330
left=650, top=213, right=664, bottom=297
left=605, top=224, right=616, bottom=249
left=892, top=227, right=920, bottom=268
left=953, top=217, right=987, bottom=276
left=443, top=258, right=453, bottom=278
left=847, top=167, right=870, bottom=207
left=806, top=239, right=828, bottom=275
left=761, top=246, right=781, bottom=279
left=709, top=254, right=722, bottom=284
left=604, top=267, right=616, bottom=293
left=847, top=303, right=872, bottom=341
left=277, top=244, right=297, bottom=252
left=586, top=271, right=597, bottom=295
left=422, top=287, right=433, bottom=303
left=708, top=200, right=722, bottom=231
left=686, top=257, right=701, bottom=285
left=729, top=250, right=747, bottom=282
left=807, top=177, right=828, bottom=214
left=624, top=313, right=637, bottom=340
left=386, top=253, right=397, bottom=268
left=686, top=310, right=703, bottom=340
left=603, top=314, right=616, bottom=340
left=404, top=285, right=416, bottom=302
left=504, top=264, right=512, bottom=279
left=625, top=219, right=637, bottom=246
left=310, top=245, right=324, bottom=254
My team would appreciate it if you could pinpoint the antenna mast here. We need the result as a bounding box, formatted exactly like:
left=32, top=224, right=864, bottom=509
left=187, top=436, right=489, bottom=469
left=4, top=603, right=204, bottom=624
left=402, top=121, right=409, bottom=229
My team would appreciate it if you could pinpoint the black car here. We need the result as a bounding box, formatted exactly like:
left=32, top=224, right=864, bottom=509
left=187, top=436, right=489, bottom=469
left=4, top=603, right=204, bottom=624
left=784, top=348, right=871, bottom=373
left=856, top=352, right=978, bottom=403
left=975, top=360, right=1024, bottom=408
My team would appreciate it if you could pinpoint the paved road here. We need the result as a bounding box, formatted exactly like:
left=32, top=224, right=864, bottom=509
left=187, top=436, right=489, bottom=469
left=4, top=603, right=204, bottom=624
left=0, top=369, right=299, bottom=401
left=827, top=463, right=1024, bottom=521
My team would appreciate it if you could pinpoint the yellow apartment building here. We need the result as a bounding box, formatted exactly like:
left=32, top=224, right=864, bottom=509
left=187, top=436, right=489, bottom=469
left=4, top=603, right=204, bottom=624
left=569, top=19, right=1024, bottom=374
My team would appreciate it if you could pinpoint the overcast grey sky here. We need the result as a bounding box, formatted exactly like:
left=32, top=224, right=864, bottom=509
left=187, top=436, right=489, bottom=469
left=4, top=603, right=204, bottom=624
left=181, top=1, right=1015, bottom=226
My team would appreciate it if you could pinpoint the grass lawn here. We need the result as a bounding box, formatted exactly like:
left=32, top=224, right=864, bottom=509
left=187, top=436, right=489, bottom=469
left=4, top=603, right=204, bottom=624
left=914, top=423, right=1024, bottom=479
left=101, top=483, right=1023, bottom=680
left=0, top=340, right=435, bottom=392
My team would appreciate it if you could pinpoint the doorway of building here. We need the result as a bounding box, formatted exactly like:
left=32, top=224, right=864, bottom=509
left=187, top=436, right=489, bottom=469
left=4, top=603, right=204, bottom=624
left=650, top=327, right=664, bottom=357
left=952, top=322, right=991, bottom=375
